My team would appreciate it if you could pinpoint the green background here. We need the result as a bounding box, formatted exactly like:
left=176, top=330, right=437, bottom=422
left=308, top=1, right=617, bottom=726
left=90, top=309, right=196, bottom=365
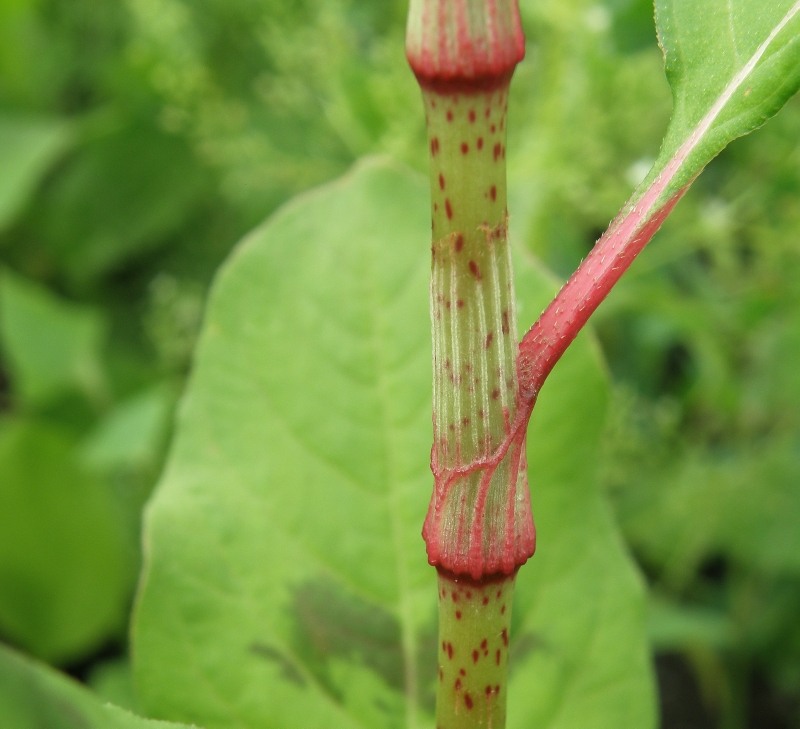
left=1, top=1, right=798, bottom=727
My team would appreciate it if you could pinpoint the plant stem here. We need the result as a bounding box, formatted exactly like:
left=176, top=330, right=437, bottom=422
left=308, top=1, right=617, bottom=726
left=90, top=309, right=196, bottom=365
left=435, top=571, right=516, bottom=729
left=516, top=183, right=688, bottom=404
left=420, top=77, right=535, bottom=581
left=408, top=0, right=533, bottom=584
left=406, top=2, right=528, bottom=727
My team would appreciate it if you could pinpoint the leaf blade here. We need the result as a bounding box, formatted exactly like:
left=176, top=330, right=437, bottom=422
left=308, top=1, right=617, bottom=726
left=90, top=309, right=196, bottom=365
left=651, top=0, right=800, bottom=199
left=132, top=158, right=654, bottom=729
left=0, top=643, right=196, bottom=729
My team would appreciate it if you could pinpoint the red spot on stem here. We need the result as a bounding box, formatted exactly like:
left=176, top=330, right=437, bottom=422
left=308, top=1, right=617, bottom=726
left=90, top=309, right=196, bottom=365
left=446, top=109, right=454, bottom=122
left=455, top=610, right=462, bottom=620
left=477, top=136, right=484, bottom=150
left=468, top=109, right=476, bottom=122
left=468, top=260, right=482, bottom=280
left=454, top=234, right=464, bottom=252
left=496, top=649, right=501, bottom=665
left=501, top=628, right=509, bottom=647
left=445, top=199, right=453, bottom=220
left=456, top=299, right=464, bottom=308
left=439, top=173, right=445, bottom=190
left=455, top=678, right=462, bottom=691
left=493, top=143, right=502, bottom=161
left=464, top=693, right=474, bottom=710
left=485, top=332, right=494, bottom=349
left=491, top=388, right=500, bottom=400
left=490, top=185, right=497, bottom=201
left=501, top=310, right=510, bottom=334
left=460, top=142, right=469, bottom=155
left=472, top=649, right=479, bottom=663
left=431, top=137, right=440, bottom=156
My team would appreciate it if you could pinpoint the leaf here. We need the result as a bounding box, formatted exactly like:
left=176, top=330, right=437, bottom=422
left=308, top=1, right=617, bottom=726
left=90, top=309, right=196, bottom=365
left=0, top=418, right=133, bottom=663
left=651, top=0, right=800, bottom=199
left=0, top=643, right=197, bottom=729
left=0, top=113, right=72, bottom=233
left=0, top=268, right=108, bottom=408
left=88, top=657, right=141, bottom=714
left=132, top=158, right=653, bottom=728
left=617, top=439, right=800, bottom=586
left=33, top=121, right=212, bottom=285
left=81, top=384, right=176, bottom=473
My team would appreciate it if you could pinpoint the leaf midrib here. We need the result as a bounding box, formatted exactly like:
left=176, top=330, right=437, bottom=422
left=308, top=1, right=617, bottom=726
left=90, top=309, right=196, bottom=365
left=361, top=238, right=428, bottom=729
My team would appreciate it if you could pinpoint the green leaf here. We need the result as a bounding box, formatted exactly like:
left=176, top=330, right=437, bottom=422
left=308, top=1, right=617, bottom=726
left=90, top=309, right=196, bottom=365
left=0, top=643, right=197, bottom=729
left=651, top=0, right=800, bottom=198
left=0, top=113, right=72, bottom=233
left=132, top=159, right=653, bottom=728
left=33, top=121, right=212, bottom=285
left=0, top=268, right=108, bottom=408
left=617, top=440, right=800, bottom=586
left=88, top=657, right=141, bottom=714
left=0, top=418, right=133, bottom=663
left=81, top=384, right=175, bottom=473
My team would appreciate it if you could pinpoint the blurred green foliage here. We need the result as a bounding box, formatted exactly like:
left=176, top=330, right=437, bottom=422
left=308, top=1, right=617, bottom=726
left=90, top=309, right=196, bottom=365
left=0, top=0, right=798, bottom=726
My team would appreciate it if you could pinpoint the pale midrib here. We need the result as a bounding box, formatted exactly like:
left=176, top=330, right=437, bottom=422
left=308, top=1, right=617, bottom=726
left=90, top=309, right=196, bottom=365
left=662, top=1, right=800, bottom=205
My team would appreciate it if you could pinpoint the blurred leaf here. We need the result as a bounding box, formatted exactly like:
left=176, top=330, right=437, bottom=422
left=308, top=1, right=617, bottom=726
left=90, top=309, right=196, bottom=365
left=132, top=159, right=654, bottom=729
left=0, top=113, right=72, bottom=232
left=81, top=384, right=175, bottom=473
left=0, top=268, right=108, bottom=408
left=87, top=656, right=139, bottom=714
left=33, top=121, right=212, bottom=284
left=0, top=643, right=197, bottom=729
left=614, top=440, right=800, bottom=587
left=647, top=596, right=733, bottom=651
left=0, top=418, right=133, bottom=663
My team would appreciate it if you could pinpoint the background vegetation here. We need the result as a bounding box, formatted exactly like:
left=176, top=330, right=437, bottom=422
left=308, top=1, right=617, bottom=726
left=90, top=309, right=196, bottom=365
left=0, top=0, right=798, bottom=727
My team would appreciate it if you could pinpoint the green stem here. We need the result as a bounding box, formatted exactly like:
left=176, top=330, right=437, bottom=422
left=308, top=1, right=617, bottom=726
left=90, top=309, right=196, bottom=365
left=435, top=572, right=516, bottom=729
left=408, top=0, right=533, bottom=582
left=421, top=81, right=534, bottom=580
left=406, top=3, right=529, bottom=728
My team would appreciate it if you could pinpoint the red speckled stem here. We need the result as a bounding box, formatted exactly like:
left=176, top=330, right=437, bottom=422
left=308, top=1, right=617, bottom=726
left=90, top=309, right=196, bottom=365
left=408, top=5, right=528, bottom=726
left=435, top=571, right=515, bottom=729
left=409, top=0, right=534, bottom=582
